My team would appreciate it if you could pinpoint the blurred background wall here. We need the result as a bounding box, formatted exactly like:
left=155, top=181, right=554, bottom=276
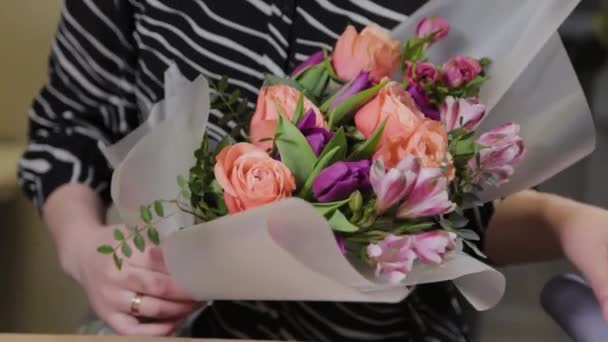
left=0, top=0, right=607, bottom=341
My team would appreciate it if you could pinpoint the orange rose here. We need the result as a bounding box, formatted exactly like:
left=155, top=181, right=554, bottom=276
left=214, top=143, right=296, bottom=214
left=354, top=81, right=424, bottom=147
left=332, top=25, right=401, bottom=83
left=249, top=84, right=326, bottom=151
left=375, top=119, right=449, bottom=170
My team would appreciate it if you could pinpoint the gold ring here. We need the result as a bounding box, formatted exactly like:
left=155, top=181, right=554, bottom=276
left=130, top=293, right=143, bottom=316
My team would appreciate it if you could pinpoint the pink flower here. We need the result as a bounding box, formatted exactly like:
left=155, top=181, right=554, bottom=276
left=332, top=25, right=401, bottom=83
left=370, top=156, right=420, bottom=214
left=336, top=236, right=347, bottom=256
left=442, top=56, right=482, bottom=88
left=440, top=96, right=486, bottom=131
left=471, top=123, right=525, bottom=186
left=413, top=231, right=457, bottom=264
left=415, top=62, right=440, bottom=85
left=416, top=17, right=450, bottom=44
left=367, top=235, right=417, bottom=284
left=397, top=168, right=456, bottom=219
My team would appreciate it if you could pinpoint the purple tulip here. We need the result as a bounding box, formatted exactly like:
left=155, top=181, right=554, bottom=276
left=470, top=123, right=525, bottom=186
left=396, top=168, right=456, bottom=219
left=291, top=50, right=325, bottom=77
left=370, top=156, right=420, bottom=214
left=407, top=84, right=440, bottom=121
left=312, top=160, right=371, bottom=202
left=440, top=96, right=486, bottom=131
left=297, top=109, right=334, bottom=156
left=329, top=71, right=372, bottom=110
left=336, top=235, right=347, bottom=255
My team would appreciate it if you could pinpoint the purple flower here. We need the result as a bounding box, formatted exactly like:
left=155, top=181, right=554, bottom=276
left=313, top=160, right=371, bottom=202
left=297, top=109, right=334, bottom=155
left=291, top=50, right=325, bottom=77
left=407, top=84, right=440, bottom=121
left=336, top=235, right=347, bottom=256
left=329, top=71, right=372, bottom=110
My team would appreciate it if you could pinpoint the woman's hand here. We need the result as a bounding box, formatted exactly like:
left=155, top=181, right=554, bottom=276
left=43, top=184, right=201, bottom=336
left=71, top=225, right=201, bottom=336
left=556, top=202, right=608, bottom=320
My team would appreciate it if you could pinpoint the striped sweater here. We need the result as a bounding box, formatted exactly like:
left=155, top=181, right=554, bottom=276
left=18, top=1, right=493, bottom=340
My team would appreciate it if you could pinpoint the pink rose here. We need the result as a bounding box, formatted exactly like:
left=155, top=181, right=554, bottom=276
left=354, top=82, right=424, bottom=148
left=416, top=17, right=450, bottom=44
left=214, top=143, right=296, bottom=214
left=415, top=62, right=440, bottom=85
left=442, top=56, right=482, bottom=88
left=332, top=25, right=401, bottom=83
left=249, top=84, right=326, bottom=151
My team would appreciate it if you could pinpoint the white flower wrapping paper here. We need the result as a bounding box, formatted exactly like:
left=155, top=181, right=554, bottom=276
left=99, top=0, right=594, bottom=310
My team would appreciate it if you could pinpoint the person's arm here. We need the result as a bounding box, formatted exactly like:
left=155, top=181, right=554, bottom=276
left=18, top=1, right=198, bottom=335
left=486, top=189, right=608, bottom=319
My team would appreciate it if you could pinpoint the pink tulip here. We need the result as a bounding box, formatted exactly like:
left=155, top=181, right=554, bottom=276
left=471, top=123, right=525, bottom=185
left=397, top=168, right=456, bottom=219
left=440, top=96, right=486, bottom=131
left=413, top=231, right=457, bottom=264
left=370, top=156, right=420, bottom=214
left=416, top=17, right=450, bottom=44
left=442, top=56, right=482, bottom=88
left=367, top=235, right=417, bottom=284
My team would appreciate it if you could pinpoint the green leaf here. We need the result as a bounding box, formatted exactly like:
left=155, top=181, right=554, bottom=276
left=348, top=118, right=387, bottom=161
left=464, top=240, right=487, bottom=258
left=147, top=227, right=160, bottom=246
left=140, top=206, right=153, bottom=224
left=296, top=64, right=329, bottom=99
left=312, top=195, right=355, bottom=217
left=461, top=76, right=489, bottom=97
left=181, top=190, right=191, bottom=199
left=395, top=221, right=436, bottom=233
left=153, top=201, right=164, bottom=218
left=462, top=193, right=484, bottom=207
left=451, top=139, right=477, bottom=157
left=113, top=253, right=123, bottom=270
left=214, top=136, right=234, bottom=157
left=121, top=242, right=133, bottom=258
left=177, top=175, right=187, bottom=188
left=327, top=79, right=388, bottom=128
left=217, top=76, right=229, bottom=93
left=446, top=212, right=470, bottom=228
left=263, top=75, right=306, bottom=93
left=228, top=89, right=241, bottom=104
left=97, top=245, right=114, bottom=255
left=134, top=233, right=146, bottom=252
left=479, top=57, right=492, bottom=68
left=113, top=229, right=124, bottom=241
left=456, top=229, right=481, bottom=241
left=292, top=94, right=305, bottom=125
left=298, top=146, right=341, bottom=199
left=318, top=127, right=347, bottom=164
left=322, top=49, right=339, bottom=80
left=328, top=210, right=360, bottom=232
left=274, top=113, right=317, bottom=187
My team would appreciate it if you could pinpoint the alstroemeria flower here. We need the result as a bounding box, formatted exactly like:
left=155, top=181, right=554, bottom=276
left=413, top=231, right=457, bottom=264
left=370, top=156, right=420, bottom=214
left=440, top=96, right=486, bottom=131
left=367, top=235, right=417, bottom=284
left=471, top=123, right=525, bottom=186
left=397, top=168, right=456, bottom=219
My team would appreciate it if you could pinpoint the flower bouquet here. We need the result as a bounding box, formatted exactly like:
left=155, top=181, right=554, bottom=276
left=99, top=0, right=595, bottom=310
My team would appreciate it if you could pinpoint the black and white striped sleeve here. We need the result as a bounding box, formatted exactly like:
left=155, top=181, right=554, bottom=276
left=18, top=0, right=140, bottom=207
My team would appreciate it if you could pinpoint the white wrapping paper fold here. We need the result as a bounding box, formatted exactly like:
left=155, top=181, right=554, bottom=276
left=103, top=0, right=594, bottom=310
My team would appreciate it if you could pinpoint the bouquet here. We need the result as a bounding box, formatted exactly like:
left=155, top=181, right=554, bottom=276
left=98, top=0, right=595, bottom=310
